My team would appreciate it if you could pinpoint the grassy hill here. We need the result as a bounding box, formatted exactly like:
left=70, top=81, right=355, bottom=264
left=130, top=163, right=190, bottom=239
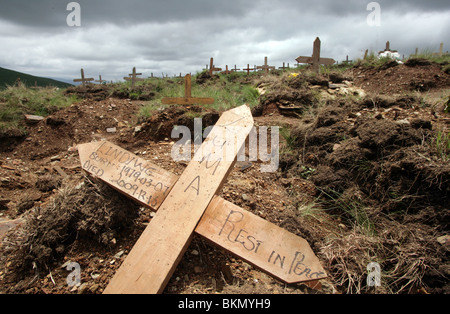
left=0, top=67, right=73, bottom=89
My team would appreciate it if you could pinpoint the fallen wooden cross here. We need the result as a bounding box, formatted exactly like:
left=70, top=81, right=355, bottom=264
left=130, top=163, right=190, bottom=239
left=295, top=37, right=335, bottom=73
left=124, top=67, right=144, bottom=89
left=102, top=105, right=253, bottom=294
left=209, top=57, right=222, bottom=75
left=73, top=68, right=94, bottom=87
left=78, top=116, right=327, bottom=294
left=161, top=74, right=215, bottom=106
left=257, top=56, right=275, bottom=75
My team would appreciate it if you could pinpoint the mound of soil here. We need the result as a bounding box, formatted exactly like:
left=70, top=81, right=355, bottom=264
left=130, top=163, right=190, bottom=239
left=351, top=60, right=450, bottom=94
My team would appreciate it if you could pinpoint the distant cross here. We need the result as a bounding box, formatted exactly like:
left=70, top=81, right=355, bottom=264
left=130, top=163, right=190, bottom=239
left=295, top=37, right=335, bottom=73
left=364, top=49, right=369, bottom=60
left=342, top=55, right=352, bottom=65
left=231, top=65, right=240, bottom=72
left=161, top=74, right=215, bottom=105
left=124, top=67, right=144, bottom=88
left=221, top=65, right=231, bottom=75
left=439, top=43, right=444, bottom=57
left=243, top=64, right=254, bottom=75
left=209, top=58, right=222, bottom=75
left=73, top=68, right=94, bottom=87
left=95, top=75, right=105, bottom=84
left=379, top=41, right=397, bottom=54
left=257, top=57, right=275, bottom=75
left=278, top=62, right=289, bottom=71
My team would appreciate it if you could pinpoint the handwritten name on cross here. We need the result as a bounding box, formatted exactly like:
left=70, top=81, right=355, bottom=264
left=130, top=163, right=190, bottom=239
left=161, top=74, right=215, bottom=106
left=124, top=67, right=144, bottom=89
left=78, top=134, right=326, bottom=294
left=73, top=68, right=94, bottom=87
left=257, top=57, right=275, bottom=75
left=295, top=37, right=335, bottom=74
left=209, top=58, right=222, bottom=75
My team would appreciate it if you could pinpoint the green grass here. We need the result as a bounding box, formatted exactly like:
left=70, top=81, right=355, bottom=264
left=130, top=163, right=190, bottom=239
left=0, top=84, right=79, bottom=131
left=139, top=72, right=261, bottom=118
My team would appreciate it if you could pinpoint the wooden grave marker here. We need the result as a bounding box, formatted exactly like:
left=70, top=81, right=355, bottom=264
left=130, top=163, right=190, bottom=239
left=102, top=105, right=254, bottom=294
left=209, top=57, right=222, bottom=75
left=221, top=65, right=232, bottom=75
left=124, top=67, right=144, bottom=89
left=243, top=64, right=254, bottom=75
left=295, top=37, right=335, bottom=73
left=231, top=65, right=240, bottom=72
left=73, top=68, right=94, bottom=87
left=161, top=74, right=215, bottom=106
left=278, top=62, right=289, bottom=71
left=342, top=55, right=352, bottom=65
left=78, top=141, right=327, bottom=293
left=95, top=75, right=105, bottom=84
left=257, top=56, right=275, bottom=75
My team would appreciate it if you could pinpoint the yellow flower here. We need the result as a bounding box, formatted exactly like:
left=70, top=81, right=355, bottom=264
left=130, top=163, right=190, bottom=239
left=288, top=73, right=299, bottom=78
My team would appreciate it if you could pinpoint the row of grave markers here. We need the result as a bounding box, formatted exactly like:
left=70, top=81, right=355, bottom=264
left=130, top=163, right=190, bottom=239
left=73, top=37, right=338, bottom=87
left=74, top=39, right=446, bottom=86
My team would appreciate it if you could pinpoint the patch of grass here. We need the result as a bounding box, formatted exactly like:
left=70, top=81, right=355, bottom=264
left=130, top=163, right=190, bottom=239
left=138, top=73, right=261, bottom=119
left=0, top=85, right=78, bottom=131
left=434, top=129, right=450, bottom=161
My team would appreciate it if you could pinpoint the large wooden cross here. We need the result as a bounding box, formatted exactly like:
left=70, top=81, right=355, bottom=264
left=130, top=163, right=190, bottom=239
left=295, top=37, right=335, bottom=73
left=161, top=74, right=215, bottom=105
left=209, top=58, right=222, bottom=75
left=257, top=57, right=275, bottom=75
left=124, top=67, right=144, bottom=89
left=73, top=68, right=94, bottom=87
left=78, top=108, right=327, bottom=294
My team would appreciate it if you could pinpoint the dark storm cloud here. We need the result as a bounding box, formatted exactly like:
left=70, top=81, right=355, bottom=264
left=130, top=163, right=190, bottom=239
left=0, top=1, right=448, bottom=80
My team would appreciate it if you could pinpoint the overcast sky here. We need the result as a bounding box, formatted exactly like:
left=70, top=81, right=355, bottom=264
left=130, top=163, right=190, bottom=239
left=0, top=0, right=449, bottom=82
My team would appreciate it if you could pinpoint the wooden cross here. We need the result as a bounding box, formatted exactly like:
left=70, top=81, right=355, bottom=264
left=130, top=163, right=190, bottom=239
left=278, top=62, right=289, bottom=71
left=124, top=67, right=144, bottom=89
left=243, top=64, right=254, bottom=75
left=73, top=68, right=94, bottom=87
left=221, top=65, right=231, bottom=75
left=161, top=74, right=215, bottom=105
left=95, top=75, right=105, bottom=84
left=342, top=56, right=352, bottom=65
left=101, top=105, right=253, bottom=293
left=295, top=37, right=335, bottom=74
left=231, top=65, right=240, bottom=72
left=257, top=56, right=275, bottom=75
left=209, top=58, right=222, bottom=75
left=364, top=49, right=369, bottom=60
left=78, top=124, right=326, bottom=294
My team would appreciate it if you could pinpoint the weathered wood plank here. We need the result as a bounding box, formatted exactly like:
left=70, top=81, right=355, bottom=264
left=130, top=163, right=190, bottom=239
left=196, top=197, right=327, bottom=283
